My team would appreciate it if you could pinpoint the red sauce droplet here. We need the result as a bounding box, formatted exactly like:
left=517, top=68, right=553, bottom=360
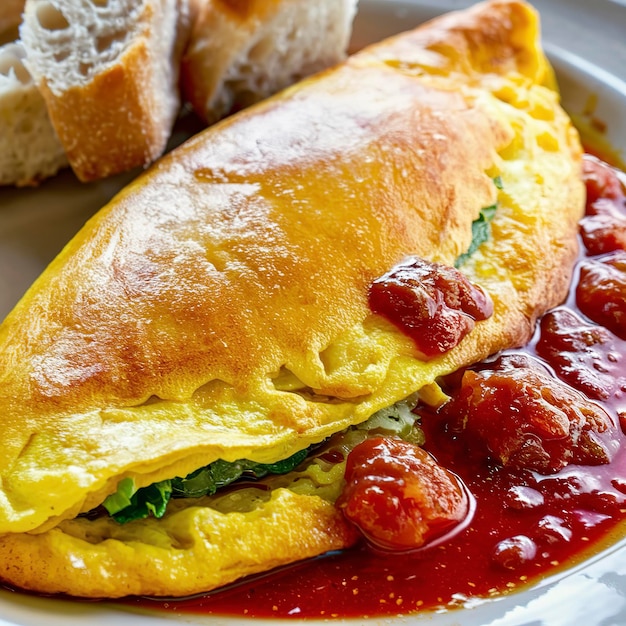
left=319, top=449, right=345, bottom=464
left=491, top=535, right=537, bottom=570
left=368, top=256, right=493, bottom=358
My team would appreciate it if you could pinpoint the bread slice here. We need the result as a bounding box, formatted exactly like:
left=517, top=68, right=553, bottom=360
left=0, top=0, right=25, bottom=44
left=20, top=0, right=192, bottom=182
left=0, top=41, right=67, bottom=186
left=181, top=0, right=359, bottom=123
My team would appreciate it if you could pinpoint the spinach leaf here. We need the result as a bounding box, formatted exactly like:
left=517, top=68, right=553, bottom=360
left=455, top=177, right=502, bottom=268
left=109, top=481, right=172, bottom=524
left=455, top=203, right=497, bottom=268
left=104, top=447, right=310, bottom=524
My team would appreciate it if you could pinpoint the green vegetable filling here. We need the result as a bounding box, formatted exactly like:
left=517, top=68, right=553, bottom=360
left=102, top=396, right=422, bottom=524
left=103, top=448, right=310, bottom=524
left=455, top=204, right=497, bottom=268
left=455, top=176, right=501, bottom=268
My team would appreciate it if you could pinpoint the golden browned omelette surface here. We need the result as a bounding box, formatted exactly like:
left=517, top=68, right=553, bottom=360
left=0, top=0, right=583, bottom=597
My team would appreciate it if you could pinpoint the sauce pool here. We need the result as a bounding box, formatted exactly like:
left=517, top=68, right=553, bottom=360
left=135, top=436, right=626, bottom=619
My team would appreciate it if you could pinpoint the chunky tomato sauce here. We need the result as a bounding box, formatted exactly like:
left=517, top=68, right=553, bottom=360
left=130, top=155, right=626, bottom=619
left=369, top=256, right=493, bottom=359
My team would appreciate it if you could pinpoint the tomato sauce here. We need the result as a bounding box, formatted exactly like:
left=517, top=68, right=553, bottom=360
left=129, top=155, right=626, bottom=620
left=368, top=256, right=493, bottom=359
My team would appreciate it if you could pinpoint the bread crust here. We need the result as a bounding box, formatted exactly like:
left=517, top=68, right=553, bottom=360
left=0, top=0, right=24, bottom=44
left=0, top=0, right=584, bottom=598
left=181, top=0, right=358, bottom=122
left=39, top=37, right=167, bottom=181
left=20, top=0, right=190, bottom=182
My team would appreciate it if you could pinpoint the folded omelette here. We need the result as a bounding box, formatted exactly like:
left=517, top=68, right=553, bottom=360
left=0, top=0, right=584, bottom=598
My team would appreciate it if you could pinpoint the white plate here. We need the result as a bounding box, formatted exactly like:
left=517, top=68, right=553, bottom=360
left=1, top=1, right=626, bottom=625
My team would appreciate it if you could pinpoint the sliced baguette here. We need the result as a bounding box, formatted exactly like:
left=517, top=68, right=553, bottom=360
left=20, top=0, right=191, bottom=182
left=0, top=0, right=25, bottom=44
left=181, top=0, right=359, bottom=123
left=0, top=41, right=67, bottom=186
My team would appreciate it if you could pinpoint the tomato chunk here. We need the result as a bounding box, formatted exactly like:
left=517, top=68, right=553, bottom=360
left=369, top=256, right=493, bottom=359
left=583, top=154, right=625, bottom=205
left=536, top=307, right=626, bottom=402
left=580, top=156, right=626, bottom=255
left=441, top=355, right=618, bottom=474
left=577, top=251, right=626, bottom=339
left=580, top=210, right=626, bottom=256
left=338, top=437, right=470, bottom=551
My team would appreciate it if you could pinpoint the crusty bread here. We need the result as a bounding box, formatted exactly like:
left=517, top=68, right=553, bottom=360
left=0, top=0, right=25, bottom=44
left=1, top=0, right=358, bottom=186
left=0, top=41, right=67, bottom=186
left=181, top=0, right=360, bottom=123
left=20, top=0, right=191, bottom=182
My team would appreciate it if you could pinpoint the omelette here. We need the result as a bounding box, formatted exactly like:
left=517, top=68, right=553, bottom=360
left=0, top=0, right=584, bottom=598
